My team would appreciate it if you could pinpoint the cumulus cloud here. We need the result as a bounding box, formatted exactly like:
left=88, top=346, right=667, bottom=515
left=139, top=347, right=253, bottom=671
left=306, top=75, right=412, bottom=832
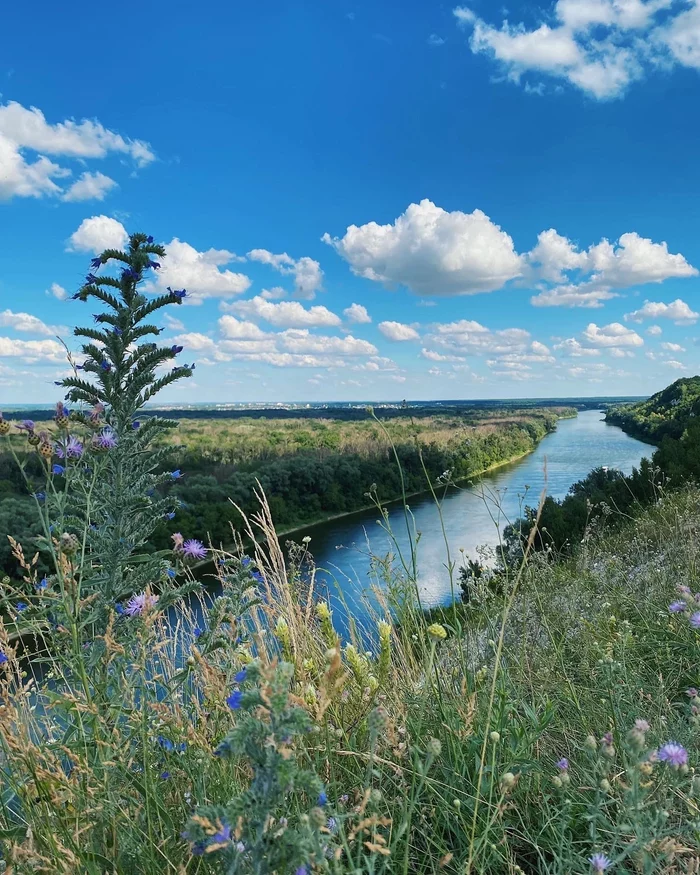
left=661, top=341, right=686, bottom=353
left=553, top=337, right=601, bottom=356
left=343, top=303, right=372, bottom=323
left=378, top=321, right=420, bottom=341
left=427, top=319, right=533, bottom=356
left=421, top=348, right=466, bottom=362
left=217, top=316, right=268, bottom=340
left=625, top=298, right=699, bottom=325
left=665, top=359, right=687, bottom=370
left=452, top=0, right=700, bottom=100
left=581, top=322, right=644, bottom=347
left=529, top=231, right=696, bottom=307
left=0, top=336, right=65, bottom=362
left=0, top=100, right=153, bottom=201
left=247, top=248, right=323, bottom=299
left=68, top=215, right=129, bottom=252
left=0, top=310, right=67, bottom=337
left=62, top=171, right=117, bottom=202
left=323, top=199, right=523, bottom=297
left=222, top=295, right=341, bottom=328
left=647, top=324, right=662, bottom=335
left=162, top=313, right=185, bottom=332
left=324, top=200, right=695, bottom=305
left=47, top=283, right=68, bottom=301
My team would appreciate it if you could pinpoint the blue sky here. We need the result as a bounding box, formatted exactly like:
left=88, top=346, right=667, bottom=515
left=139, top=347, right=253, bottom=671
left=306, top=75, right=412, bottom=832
left=1, top=0, right=700, bottom=403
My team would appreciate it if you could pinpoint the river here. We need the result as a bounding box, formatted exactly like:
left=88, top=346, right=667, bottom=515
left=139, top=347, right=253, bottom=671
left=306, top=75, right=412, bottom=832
left=293, top=410, right=652, bottom=635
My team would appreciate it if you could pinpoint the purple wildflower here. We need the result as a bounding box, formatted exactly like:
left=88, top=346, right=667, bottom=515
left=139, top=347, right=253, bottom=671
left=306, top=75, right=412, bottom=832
left=234, top=668, right=247, bottom=683
left=122, top=268, right=141, bottom=281
left=132, top=420, right=141, bottom=429
left=679, top=585, right=691, bottom=595
left=687, top=688, right=699, bottom=698
left=52, top=464, right=65, bottom=476
left=210, top=823, right=231, bottom=845
left=171, top=345, right=183, bottom=355
left=318, top=791, right=328, bottom=806
left=589, top=853, right=612, bottom=873
left=669, top=601, right=687, bottom=613
left=96, top=428, right=118, bottom=449
left=124, top=592, right=159, bottom=617
left=148, top=260, right=160, bottom=270
left=170, top=469, right=183, bottom=480
left=0, top=652, right=8, bottom=665
left=556, top=757, right=569, bottom=770
left=55, top=435, right=84, bottom=459
left=657, top=741, right=688, bottom=767
left=36, top=576, right=48, bottom=590
left=226, top=689, right=243, bottom=710
left=16, top=602, right=28, bottom=612
left=296, top=868, right=309, bottom=875
left=166, top=567, right=177, bottom=579
left=168, top=287, right=187, bottom=300
left=18, top=420, right=35, bottom=432
left=690, top=612, right=700, bottom=629
left=182, top=539, right=207, bottom=560
left=634, top=719, right=650, bottom=732
left=90, top=257, right=102, bottom=270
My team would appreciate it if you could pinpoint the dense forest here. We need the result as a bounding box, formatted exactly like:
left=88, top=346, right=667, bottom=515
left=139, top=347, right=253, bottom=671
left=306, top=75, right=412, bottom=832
left=0, top=407, right=573, bottom=576
left=503, top=377, right=700, bottom=562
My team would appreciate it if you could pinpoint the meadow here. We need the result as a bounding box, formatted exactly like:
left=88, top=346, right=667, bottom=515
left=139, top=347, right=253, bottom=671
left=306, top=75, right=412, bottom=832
left=0, top=234, right=698, bottom=874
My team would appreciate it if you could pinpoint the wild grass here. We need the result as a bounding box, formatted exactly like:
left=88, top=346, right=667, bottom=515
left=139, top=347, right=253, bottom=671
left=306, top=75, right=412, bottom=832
left=1, top=482, right=700, bottom=873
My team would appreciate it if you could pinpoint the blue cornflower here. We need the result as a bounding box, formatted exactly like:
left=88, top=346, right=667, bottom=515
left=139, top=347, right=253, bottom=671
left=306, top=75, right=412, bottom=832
left=210, top=823, right=231, bottom=845
left=691, top=611, right=700, bottom=629
left=115, top=603, right=125, bottom=616
left=52, top=464, right=65, bottom=476
left=166, top=568, right=177, bottom=579
left=0, top=652, right=8, bottom=665
left=318, top=791, right=328, bottom=806
left=669, top=601, right=686, bottom=613
left=296, top=866, right=309, bottom=875
left=33, top=492, right=46, bottom=502
left=226, top=690, right=243, bottom=710
left=234, top=668, right=247, bottom=683
left=157, top=735, right=175, bottom=752
left=589, top=853, right=612, bottom=873
left=16, top=602, right=28, bottom=612
left=90, top=257, right=102, bottom=270
left=658, top=741, right=688, bottom=767
left=170, top=469, right=183, bottom=480
left=160, top=771, right=170, bottom=779
left=36, top=576, right=49, bottom=590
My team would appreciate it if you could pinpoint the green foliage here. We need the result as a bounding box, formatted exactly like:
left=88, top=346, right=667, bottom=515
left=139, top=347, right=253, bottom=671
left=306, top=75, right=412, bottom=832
left=606, top=375, right=700, bottom=442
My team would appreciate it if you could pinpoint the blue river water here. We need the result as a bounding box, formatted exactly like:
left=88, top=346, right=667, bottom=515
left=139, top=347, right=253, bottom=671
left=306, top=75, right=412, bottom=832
left=290, top=410, right=652, bottom=634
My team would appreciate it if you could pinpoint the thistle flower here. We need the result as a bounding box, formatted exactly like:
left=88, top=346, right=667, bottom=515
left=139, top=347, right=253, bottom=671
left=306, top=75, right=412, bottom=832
left=95, top=428, right=118, bottom=449
left=556, top=757, right=569, bottom=770
left=54, top=435, right=84, bottom=459
left=669, top=601, right=687, bottom=613
left=171, top=532, right=184, bottom=551
left=657, top=741, right=688, bottom=767
left=183, top=539, right=207, bottom=560
left=589, top=853, right=612, bottom=872
left=124, top=592, right=159, bottom=617
left=18, top=420, right=35, bottom=432
left=690, top=612, right=700, bottom=629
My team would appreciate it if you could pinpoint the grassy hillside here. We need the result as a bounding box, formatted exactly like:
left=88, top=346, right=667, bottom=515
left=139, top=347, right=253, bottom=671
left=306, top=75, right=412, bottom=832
left=606, top=376, right=700, bottom=442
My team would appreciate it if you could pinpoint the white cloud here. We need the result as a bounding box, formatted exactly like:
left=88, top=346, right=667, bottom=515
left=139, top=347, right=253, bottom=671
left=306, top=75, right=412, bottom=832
left=260, top=287, right=287, bottom=300
left=149, top=239, right=251, bottom=303
left=428, top=33, right=446, bottom=45
left=47, top=282, right=67, bottom=301
left=625, top=298, right=699, bottom=325
left=608, top=347, right=634, bottom=358
left=323, top=199, right=523, bottom=297
left=665, top=359, right=687, bottom=370
left=553, top=337, right=601, bottom=356
left=223, top=295, right=341, bottom=328
left=428, top=319, right=533, bottom=356
left=162, top=312, right=185, bottom=332
left=647, top=324, right=662, bottom=335
left=0, top=100, right=153, bottom=201
left=453, top=0, right=696, bottom=100
left=62, top=171, right=117, bottom=202
left=0, top=336, right=65, bottom=362
left=661, top=341, right=686, bottom=353
left=279, top=330, right=377, bottom=357
left=0, top=310, right=67, bottom=337
left=68, top=215, right=129, bottom=252
left=218, top=316, right=268, bottom=340
left=343, top=303, right=372, bottom=323
left=581, top=322, right=644, bottom=347
left=247, top=248, right=324, bottom=298
left=420, top=348, right=466, bottom=362
left=378, top=321, right=420, bottom=341
left=325, top=200, right=695, bottom=304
